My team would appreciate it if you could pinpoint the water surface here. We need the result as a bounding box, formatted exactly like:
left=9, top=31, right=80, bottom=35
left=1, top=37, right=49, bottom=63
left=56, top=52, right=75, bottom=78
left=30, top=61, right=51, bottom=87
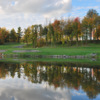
left=0, top=61, right=100, bottom=100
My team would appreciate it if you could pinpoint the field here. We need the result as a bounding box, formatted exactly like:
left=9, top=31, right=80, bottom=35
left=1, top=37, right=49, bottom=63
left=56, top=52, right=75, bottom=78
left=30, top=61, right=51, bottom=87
left=0, top=43, right=100, bottom=57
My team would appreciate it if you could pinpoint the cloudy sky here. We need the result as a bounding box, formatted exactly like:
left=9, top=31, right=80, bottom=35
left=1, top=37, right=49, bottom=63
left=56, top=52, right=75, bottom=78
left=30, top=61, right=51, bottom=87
left=0, top=0, right=100, bottom=31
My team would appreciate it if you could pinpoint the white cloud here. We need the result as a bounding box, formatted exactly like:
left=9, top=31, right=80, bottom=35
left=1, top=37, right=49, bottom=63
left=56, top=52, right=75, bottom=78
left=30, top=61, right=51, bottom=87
left=0, top=76, right=71, bottom=100
left=0, top=0, right=72, bottom=30
left=1, top=0, right=71, bottom=16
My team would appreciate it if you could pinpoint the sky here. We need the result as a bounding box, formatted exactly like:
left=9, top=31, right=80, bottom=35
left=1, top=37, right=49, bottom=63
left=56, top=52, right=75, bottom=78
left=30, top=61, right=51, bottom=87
left=0, top=0, right=100, bottom=31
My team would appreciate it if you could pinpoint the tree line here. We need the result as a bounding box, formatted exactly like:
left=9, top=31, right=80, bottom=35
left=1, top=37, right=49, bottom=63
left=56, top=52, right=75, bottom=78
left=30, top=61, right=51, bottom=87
left=0, top=9, right=100, bottom=46
left=0, top=27, right=21, bottom=44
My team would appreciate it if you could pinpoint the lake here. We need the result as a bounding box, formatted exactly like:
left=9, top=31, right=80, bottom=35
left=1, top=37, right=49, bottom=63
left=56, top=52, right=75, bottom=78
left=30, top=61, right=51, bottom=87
left=0, top=61, right=100, bottom=100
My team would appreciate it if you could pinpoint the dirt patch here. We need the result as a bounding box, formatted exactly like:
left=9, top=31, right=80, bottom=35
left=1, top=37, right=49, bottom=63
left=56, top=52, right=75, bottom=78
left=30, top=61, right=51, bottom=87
left=13, top=50, right=40, bottom=53
left=14, top=45, right=25, bottom=48
left=0, top=50, right=6, bottom=52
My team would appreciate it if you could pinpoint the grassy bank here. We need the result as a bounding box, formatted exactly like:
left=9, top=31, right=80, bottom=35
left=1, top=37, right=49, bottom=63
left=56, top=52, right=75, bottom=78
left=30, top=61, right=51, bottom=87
left=0, top=43, right=100, bottom=57
left=0, top=57, right=100, bottom=67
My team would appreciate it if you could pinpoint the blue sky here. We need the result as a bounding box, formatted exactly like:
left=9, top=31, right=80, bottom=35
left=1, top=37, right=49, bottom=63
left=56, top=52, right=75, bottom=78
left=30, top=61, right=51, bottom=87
left=0, top=0, right=100, bottom=31
left=69, top=0, right=100, bottom=17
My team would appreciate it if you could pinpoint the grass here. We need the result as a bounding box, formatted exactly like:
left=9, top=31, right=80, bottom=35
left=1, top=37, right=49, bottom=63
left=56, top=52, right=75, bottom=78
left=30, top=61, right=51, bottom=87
left=0, top=57, right=100, bottom=68
left=0, top=43, right=22, bottom=49
left=0, top=43, right=100, bottom=57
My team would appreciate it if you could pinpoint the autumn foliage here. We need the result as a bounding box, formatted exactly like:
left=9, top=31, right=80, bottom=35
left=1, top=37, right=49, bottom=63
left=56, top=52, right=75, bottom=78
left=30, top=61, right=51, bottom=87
left=0, top=9, right=100, bottom=46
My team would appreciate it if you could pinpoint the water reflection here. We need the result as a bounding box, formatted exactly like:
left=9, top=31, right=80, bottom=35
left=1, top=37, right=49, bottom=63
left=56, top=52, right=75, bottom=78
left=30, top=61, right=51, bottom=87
left=0, top=61, right=100, bottom=100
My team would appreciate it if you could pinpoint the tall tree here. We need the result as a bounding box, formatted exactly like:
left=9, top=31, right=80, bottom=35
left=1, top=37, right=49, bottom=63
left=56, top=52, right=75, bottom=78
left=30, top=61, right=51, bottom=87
left=0, top=28, right=9, bottom=44
left=94, top=16, right=100, bottom=27
left=48, top=24, right=54, bottom=44
left=82, top=17, right=89, bottom=44
left=31, top=25, right=38, bottom=47
left=64, top=19, right=73, bottom=45
left=17, top=27, right=22, bottom=43
left=24, top=27, right=31, bottom=45
left=42, top=27, right=48, bottom=45
left=38, top=25, right=43, bottom=46
left=86, top=9, right=98, bottom=40
left=86, top=9, right=98, bottom=18
left=95, top=25, right=100, bottom=40
left=60, top=19, right=66, bottom=44
left=88, top=18, right=94, bottom=40
left=38, top=24, right=43, bottom=38
left=73, top=17, right=81, bottom=45
left=52, top=20, right=61, bottom=42
left=10, top=28, right=17, bottom=42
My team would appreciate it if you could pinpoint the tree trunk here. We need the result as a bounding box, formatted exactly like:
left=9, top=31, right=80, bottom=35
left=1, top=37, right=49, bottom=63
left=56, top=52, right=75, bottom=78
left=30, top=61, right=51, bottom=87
left=86, top=31, right=88, bottom=45
left=46, top=35, right=47, bottom=46
left=76, top=33, right=78, bottom=46
left=90, top=28, right=92, bottom=41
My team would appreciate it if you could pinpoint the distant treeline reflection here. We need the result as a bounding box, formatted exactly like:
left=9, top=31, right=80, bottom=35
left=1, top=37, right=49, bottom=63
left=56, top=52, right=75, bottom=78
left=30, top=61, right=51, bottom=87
left=0, top=61, right=100, bottom=99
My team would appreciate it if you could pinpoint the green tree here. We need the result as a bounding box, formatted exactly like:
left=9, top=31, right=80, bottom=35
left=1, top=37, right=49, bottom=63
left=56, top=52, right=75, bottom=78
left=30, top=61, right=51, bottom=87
left=0, top=28, right=9, bottom=44
left=24, top=27, right=31, bottom=45
left=88, top=18, right=94, bottom=40
left=64, top=19, right=73, bottom=45
left=86, top=9, right=98, bottom=40
left=94, top=16, right=100, bottom=27
left=31, top=25, right=38, bottom=47
left=48, top=24, right=54, bottom=44
left=86, top=9, right=98, bottom=18
left=17, top=27, right=22, bottom=43
left=42, top=27, right=48, bottom=45
left=82, top=17, right=89, bottom=44
left=10, top=28, right=17, bottom=42
left=73, top=17, right=81, bottom=45
left=39, top=24, right=43, bottom=39
left=95, top=25, right=100, bottom=40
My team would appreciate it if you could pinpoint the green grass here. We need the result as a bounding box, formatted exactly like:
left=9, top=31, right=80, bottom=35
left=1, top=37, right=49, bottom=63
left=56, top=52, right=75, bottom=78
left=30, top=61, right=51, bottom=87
left=0, top=43, right=100, bottom=57
left=0, top=57, right=100, bottom=67
left=0, top=43, right=22, bottom=49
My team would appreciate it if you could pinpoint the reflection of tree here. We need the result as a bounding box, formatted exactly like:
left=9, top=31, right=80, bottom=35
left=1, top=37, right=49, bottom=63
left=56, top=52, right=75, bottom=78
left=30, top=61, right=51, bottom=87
left=0, top=62, right=20, bottom=78
left=0, top=62, right=100, bottom=99
left=0, top=62, right=9, bottom=79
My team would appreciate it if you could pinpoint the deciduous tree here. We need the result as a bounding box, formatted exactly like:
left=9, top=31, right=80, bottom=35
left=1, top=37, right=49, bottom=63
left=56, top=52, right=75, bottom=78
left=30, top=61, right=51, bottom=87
left=95, top=25, right=100, bottom=40
left=73, top=17, right=81, bottom=45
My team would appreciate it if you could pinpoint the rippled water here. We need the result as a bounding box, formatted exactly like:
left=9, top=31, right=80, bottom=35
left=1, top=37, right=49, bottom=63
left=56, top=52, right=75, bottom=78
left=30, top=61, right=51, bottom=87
left=0, top=61, right=100, bottom=100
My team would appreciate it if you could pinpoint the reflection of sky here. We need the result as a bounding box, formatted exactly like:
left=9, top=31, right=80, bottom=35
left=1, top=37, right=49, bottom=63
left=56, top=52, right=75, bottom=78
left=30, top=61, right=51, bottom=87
left=0, top=74, right=71, bottom=100
left=0, top=74, right=99, bottom=100
left=71, top=88, right=100, bottom=100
